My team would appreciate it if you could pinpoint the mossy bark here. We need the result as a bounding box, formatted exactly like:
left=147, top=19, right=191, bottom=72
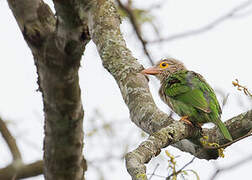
left=6, top=0, right=252, bottom=180
left=87, top=0, right=252, bottom=179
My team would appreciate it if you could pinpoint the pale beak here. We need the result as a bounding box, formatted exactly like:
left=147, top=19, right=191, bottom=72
left=141, top=67, right=161, bottom=75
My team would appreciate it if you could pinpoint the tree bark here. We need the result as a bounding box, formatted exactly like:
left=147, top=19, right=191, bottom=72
left=7, top=0, right=90, bottom=179
left=6, top=0, right=252, bottom=179
left=87, top=0, right=252, bottom=179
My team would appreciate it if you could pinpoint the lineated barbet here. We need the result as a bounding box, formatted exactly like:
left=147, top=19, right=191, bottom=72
left=141, top=58, right=233, bottom=141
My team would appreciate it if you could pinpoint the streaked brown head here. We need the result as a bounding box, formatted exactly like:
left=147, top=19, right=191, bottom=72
left=141, top=58, right=187, bottom=82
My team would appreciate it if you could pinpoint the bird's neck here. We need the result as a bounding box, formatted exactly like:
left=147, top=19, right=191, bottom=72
left=160, top=70, right=188, bottom=84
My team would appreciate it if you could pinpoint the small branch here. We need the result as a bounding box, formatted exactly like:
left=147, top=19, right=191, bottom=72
left=0, top=118, right=43, bottom=179
left=148, top=163, right=160, bottom=180
left=232, top=79, right=252, bottom=97
left=116, top=0, right=154, bottom=65
left=166, top=157, right=196, bottom=180
left=150, top=0, right=252, bottom=43
left=0, top=160, right=43, bottom=180
left=205, top=128, right=252, bottom=150
left=210, top=155, right=252, bottom=180
left=0, top=118, right=22, bottom=162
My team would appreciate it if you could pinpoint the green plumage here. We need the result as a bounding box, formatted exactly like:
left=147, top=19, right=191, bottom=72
left=160, top=70, right=233, bottom=141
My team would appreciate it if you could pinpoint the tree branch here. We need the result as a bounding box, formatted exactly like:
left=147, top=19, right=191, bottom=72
left=0, top=160, right=43, bottom=180
left=150, top=0, right=252, bottom=43
left=0, top=117, right=43, bottom=179
left=87, top=0, right=252, bottom=179
left=210, top=154, right=252, bottom=180
left=125, top=121, right=197, bottom=180
left=7, top=0, right=90, bottom=179
left=0, top=118, right=22, bottom=162
left=88, top=0, right=252, bottom=155
left=88, top=0, right=173, bottom=135
left=52, top=0, right=90, bottom=43
left=5, top=0, right=252, bottom=179
left=116, top=0, right=154, bottom=65
left=166, top=157, right=196, bottom=180
left=126, top=110, right=252, bottom=179
left=172, top=110, right=252, bottom=160
left=204, top=129, right=252, bottom=150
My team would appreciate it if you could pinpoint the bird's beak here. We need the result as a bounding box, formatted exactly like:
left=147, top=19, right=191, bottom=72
left=141, top=67, right=161, bottom=75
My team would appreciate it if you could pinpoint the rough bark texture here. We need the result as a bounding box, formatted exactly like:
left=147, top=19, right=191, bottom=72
left=6, top=0, right=252, bottom=179
left=7, top=0, right=90, bottom=179
left=87, top=0, right=252, bottom=179
left=125, top=121, right=197, bottom=180
left=88, top=0, right=172, bottom=134
left=125, top=110, right=252, bottom=180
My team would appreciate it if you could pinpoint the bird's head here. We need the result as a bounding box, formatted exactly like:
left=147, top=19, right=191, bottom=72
left=141, top=58, right=187, bottom=82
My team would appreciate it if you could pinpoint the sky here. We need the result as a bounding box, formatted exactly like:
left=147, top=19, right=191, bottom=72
left=1, top=0, right=252, bottom=179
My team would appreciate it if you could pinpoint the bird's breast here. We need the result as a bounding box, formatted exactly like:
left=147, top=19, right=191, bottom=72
left=159, top=85, right=174, bottom=109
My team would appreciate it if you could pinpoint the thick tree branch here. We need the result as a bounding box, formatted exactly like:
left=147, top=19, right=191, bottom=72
left=173, top=110, right=252, bottom=160
left=6, top=0, right=252, bottom=179
left=52, top=0, right=90, bottom=45
left=87, top=0, right=252, bottom=179
left=88, top=0, right=252, bottom=157
left=125, top=121, right=197, bottom=180
left=204, top=129, right=252, bottom=150
left=204, top=110, right=252, bottom=144
left=7, top=0, right=90, bottom=179
left=126, top=110, right=252, bottom=179
left=88, top=0, right=173, bottom=135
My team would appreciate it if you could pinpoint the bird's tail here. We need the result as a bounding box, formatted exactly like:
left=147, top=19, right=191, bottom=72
left=216, top=120, right=233, bottom=141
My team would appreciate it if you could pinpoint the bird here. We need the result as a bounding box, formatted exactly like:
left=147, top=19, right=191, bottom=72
left=141, top=58, right=233, bottom=141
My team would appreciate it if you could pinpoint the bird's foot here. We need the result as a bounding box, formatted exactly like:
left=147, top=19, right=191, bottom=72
left=179, top=116, right=193, bottom=127
left=195, top=122, right=204, bottom=136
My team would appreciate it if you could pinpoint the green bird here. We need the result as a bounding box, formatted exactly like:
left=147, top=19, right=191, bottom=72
left=141, top=58, right=233, bottom=141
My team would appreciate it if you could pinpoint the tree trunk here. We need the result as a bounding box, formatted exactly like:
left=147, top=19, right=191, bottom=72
left=7, top=0, right=90, bottom=179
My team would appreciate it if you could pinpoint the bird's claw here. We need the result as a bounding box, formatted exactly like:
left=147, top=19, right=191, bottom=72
left=179, top=116, right=194, bottom=127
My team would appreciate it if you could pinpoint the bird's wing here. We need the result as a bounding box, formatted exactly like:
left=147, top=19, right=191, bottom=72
left=174, top=89, right=211, bottom=113
left=192, top=72, right=222, bottom=114
left=164, top=71, right=218, bottom=113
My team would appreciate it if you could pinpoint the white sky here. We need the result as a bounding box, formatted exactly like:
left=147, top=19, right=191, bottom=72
left=1, top=0, right=252, bottom=179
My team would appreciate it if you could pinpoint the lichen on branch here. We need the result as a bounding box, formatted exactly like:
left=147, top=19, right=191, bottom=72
left=87, top=0, right=252, bottom=179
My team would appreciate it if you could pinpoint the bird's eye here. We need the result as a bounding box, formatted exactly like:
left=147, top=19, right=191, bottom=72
left=159, top=62, right=169, bottom=68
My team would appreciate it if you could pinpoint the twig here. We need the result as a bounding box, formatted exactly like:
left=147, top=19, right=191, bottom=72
left=148, top=163, right=160, bottom=180
left=209, top=154, right=252, bottom=180
left=205, top=129, right=252, bottom=150
left=166, top=157, right=196, bottom=180
left=232, top=78, right=252, bottom=97
left=0, top=118, right=22, bottom=162
left=146, top=0, right=167, bottom=11
left=116, top=0, right=155, bottom=65
left=150, top=0, right=252, bottom=43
